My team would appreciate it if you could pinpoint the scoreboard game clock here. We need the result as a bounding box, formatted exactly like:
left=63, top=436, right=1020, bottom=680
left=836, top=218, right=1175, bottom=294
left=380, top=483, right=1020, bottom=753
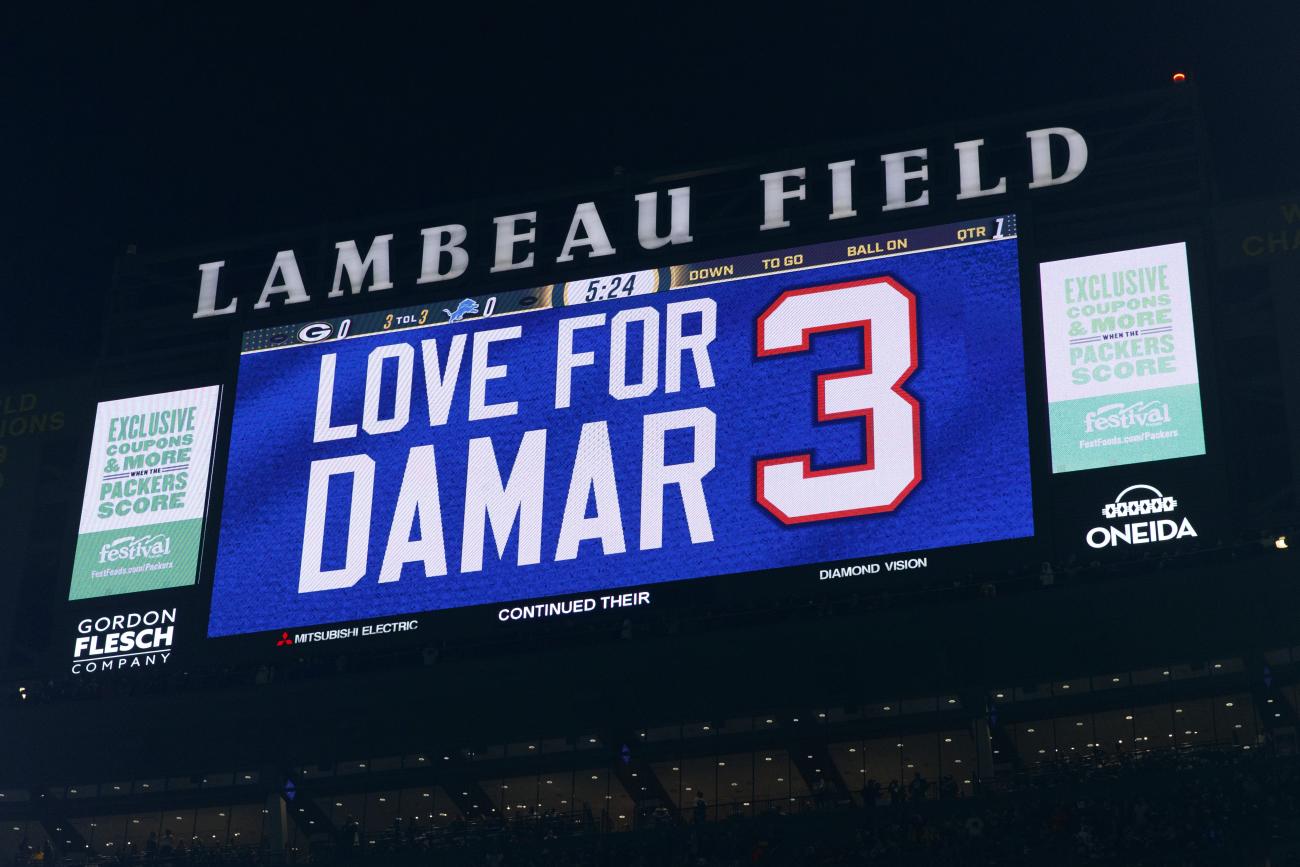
left=205, top=215, right=1035, bottom=639
left=559, top=268, right=664, bottom=306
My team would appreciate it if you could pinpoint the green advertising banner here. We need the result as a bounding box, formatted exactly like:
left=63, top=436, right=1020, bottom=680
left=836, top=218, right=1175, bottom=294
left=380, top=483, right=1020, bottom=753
left=1038, top=244, right=1206, bottom=473
left=68, top=386, right=221, bottom=600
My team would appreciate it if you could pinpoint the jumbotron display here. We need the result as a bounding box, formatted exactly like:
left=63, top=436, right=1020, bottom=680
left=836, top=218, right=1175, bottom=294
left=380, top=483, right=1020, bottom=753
left=207, top=216, right=1033, bottom=637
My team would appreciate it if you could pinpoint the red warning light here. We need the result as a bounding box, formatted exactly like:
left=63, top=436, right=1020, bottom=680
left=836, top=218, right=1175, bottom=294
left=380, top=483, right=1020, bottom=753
left=1172, top=72, right=1187, bottom=82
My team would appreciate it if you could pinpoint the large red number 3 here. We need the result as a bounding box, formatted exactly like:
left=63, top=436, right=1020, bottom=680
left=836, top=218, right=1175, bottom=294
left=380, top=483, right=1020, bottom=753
left=755, top=277, right=921, bottom=524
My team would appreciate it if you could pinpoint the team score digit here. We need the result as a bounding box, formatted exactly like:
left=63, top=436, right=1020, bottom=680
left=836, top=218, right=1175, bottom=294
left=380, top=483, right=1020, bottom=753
left=755, top=277, right=920, bottom=524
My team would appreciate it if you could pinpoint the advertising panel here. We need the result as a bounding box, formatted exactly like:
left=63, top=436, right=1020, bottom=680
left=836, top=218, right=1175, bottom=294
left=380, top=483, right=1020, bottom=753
left=1039, top=243, right=1206, bottom=473
left=208, top=217, right=1034, bottom=637
left=68, top=606, right=179, bottom=675
left=69, top=386, right=222, bottom=600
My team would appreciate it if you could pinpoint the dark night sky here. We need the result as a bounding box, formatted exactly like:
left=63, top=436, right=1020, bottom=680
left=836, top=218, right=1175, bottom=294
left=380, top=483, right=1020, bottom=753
left=3, top=4, right=1298, bottom=380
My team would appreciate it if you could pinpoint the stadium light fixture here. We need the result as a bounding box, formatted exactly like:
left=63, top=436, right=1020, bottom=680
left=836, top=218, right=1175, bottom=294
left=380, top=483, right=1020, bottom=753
left=1172, top=72, right=1187, bottom=82
left=1276, top=535, right=1288, bottom=550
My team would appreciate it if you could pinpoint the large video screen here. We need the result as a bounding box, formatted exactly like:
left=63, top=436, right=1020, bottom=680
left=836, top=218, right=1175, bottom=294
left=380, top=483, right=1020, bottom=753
left=207, top=217, right=1033, bottom=637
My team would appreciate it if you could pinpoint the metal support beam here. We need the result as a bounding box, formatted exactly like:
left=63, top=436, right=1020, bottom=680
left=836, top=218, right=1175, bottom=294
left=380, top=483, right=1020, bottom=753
left=789, top=742, right=850, bottom=806
left=29, top=787, right=90, bottom=860
left=279, top=773, right=336, bottom=846
left=610, top=736, right=681, bottom=824
left=443, top=781, right=497, bottom=820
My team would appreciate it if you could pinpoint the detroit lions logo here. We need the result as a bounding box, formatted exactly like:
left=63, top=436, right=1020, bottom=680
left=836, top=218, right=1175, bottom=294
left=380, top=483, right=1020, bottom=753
left=443, top=299, right=479, bottom=323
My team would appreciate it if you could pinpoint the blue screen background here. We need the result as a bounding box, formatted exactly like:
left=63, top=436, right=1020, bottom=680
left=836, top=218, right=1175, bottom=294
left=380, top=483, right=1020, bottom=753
left=208, top=239, right=1032, bottom=637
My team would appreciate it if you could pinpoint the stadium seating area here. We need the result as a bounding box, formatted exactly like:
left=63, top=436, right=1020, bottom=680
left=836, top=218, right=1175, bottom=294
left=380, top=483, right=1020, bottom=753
left=9, top=745, right=1300, bottom=866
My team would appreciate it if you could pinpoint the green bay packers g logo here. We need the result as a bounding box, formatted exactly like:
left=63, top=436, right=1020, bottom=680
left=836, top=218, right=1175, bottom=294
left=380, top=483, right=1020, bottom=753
left=298, top=322, right=334, bottom=343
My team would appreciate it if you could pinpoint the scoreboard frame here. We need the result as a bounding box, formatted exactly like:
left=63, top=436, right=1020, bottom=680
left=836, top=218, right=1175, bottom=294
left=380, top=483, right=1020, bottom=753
left=46, top=87, right=1227, bottom=676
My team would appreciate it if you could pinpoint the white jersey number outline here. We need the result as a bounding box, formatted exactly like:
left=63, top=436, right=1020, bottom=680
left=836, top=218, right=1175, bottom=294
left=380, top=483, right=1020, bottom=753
left=755, top=277, right=921, bottom=524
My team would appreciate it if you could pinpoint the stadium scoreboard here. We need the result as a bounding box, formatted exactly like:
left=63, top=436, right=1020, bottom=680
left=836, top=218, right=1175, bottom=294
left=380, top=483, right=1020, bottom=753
left=48, top=91, right=1225, bottom=672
